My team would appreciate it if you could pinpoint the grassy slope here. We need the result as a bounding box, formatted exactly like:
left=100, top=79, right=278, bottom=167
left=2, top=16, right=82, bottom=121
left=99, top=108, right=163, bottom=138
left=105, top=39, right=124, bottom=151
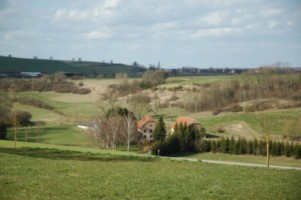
left=6, top=125, right=91, bottom=147
left=0, top=56, right=135, bottom=76
left=0, top=144, right=300, bottom=199
left=190, top=108, right=301, bottom=135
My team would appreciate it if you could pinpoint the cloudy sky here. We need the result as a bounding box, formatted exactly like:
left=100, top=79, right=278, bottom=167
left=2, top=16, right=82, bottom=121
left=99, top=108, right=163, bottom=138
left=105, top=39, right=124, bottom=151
left=0, top=0, right=300, bottom=68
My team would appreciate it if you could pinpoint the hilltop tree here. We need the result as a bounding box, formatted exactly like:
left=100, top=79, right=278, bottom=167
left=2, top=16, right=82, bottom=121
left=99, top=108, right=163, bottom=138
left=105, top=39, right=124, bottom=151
left=141, top=69, right=168, bottom=88
left=153, top=116, right=167, bottom=142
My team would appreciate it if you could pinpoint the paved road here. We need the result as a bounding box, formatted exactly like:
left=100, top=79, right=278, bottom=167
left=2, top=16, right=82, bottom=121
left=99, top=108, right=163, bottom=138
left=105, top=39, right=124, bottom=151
left=166, top=157, right=301, bottom=170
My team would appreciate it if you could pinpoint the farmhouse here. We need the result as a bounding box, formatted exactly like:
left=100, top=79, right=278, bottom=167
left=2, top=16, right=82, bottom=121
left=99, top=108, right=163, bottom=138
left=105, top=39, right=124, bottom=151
left=137, top=116, right=156, bottom=142
left=171, top=116, right=201, bottom=133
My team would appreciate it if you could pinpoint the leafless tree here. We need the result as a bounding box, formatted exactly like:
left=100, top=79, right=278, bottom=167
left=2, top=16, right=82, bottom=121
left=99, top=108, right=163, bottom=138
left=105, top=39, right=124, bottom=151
left=250, top=110, right=280, bottom=168
left=122, top=112, right=137, bottom=152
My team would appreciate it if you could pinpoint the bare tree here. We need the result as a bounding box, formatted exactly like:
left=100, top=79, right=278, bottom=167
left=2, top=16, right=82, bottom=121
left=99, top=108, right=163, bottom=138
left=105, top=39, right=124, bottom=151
left=107, top=114, right=122, bottom=150
left=250, top=110, right=280, bottom=168
left=92, top=91, right=122, bottom=149
left=121, top=110, right=137, bottom=152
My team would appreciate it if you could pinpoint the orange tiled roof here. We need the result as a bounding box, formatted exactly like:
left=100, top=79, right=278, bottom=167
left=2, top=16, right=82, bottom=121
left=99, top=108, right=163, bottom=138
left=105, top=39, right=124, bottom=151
left=172, top=116, right=200, bottom=129
left=137, top=116, right=156, bottom=129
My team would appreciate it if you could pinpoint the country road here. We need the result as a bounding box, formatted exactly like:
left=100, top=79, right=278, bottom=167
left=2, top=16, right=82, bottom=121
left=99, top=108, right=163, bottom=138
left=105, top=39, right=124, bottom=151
left=166, top=157, right=301, bottom=170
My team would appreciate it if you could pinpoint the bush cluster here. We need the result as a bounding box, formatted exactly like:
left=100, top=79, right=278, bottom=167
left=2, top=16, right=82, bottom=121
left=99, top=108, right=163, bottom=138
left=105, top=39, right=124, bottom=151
left=140, top=70, right=168, bottom=89
left=52, top=82, right=91, bottom=94
left=201, top=137, right=301, bottom=159
left=0, top=73, right=91, bottom=95
left=16, top=97, right=53, bottom=110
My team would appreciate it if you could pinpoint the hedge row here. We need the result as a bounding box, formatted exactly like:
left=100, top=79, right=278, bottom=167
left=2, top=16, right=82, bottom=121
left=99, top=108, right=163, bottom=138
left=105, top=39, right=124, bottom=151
left=200, top=137, right=301, bottom=159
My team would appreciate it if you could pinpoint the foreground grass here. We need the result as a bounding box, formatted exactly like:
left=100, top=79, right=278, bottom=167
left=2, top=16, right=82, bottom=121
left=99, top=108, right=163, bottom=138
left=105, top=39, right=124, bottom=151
left=1, top=146, right=300, bottom=200
left=1, top=141, right=301, bottom=199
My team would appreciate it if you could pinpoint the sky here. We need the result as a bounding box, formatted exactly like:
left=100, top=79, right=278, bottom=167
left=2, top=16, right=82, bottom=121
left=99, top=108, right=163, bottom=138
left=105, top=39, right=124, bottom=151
left=0, top=0, right=300, bottom=68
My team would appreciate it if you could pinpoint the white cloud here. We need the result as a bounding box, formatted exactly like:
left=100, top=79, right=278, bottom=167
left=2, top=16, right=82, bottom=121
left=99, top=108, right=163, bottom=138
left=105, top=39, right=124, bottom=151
left=53, top=9, right=89, bottom=22
left=191, top=27, right=241, bottom=38
left=84, top=31, right=110, bottom=40
left=198, top=11, right=225, bottom=26
left=268, top=21, right=278, bottom=30
left=150, top=21, right=178, bottom=31
left=261, top=8, right=284, bottom=17
left=103, top=0, right=121, bottom=9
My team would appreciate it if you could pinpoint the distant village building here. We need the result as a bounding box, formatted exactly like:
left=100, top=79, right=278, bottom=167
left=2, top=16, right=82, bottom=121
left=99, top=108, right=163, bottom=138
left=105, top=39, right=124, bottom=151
left=171, top=116, right=201, bottom=133
left=137, top=116, right=157, bottom=142
left=20, top=72, right=42, bottom=78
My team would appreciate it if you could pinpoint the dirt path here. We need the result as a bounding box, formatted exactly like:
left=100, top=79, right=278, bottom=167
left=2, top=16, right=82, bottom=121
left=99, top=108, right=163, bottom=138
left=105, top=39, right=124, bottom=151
left=166, top=157, right=301, bottom=170
left=201, top=159, right=301, bottom=170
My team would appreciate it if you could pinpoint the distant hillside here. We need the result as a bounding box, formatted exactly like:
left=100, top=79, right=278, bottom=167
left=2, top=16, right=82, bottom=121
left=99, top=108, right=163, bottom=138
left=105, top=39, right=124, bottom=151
left=0, top=56, right=145, bottom=77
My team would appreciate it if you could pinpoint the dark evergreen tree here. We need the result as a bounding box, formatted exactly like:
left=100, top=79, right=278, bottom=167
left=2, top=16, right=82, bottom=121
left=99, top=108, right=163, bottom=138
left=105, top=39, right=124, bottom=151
left=252, top=138, right=258, bottom=155
left=275, top=141, right=281, bottom=156
left=259, top=140, right=263, bottom=156
left=234, top=138, right=239, bottom=155
left=229, top=136, right=235, bottom=154
left=294, top=144, right=301, bottom=159
left=216, top=139, right=221, bottom=153
left=247, top=140, right=253, bottom=154
left=284, top=142, right=291, bottom=157
left=211, top=140, right=217, bottom=153
left=225, top=137, right=230, bottom=154
left=153, top=116, right=167, bottom=142
left=221, top=137, right=226, bottom=153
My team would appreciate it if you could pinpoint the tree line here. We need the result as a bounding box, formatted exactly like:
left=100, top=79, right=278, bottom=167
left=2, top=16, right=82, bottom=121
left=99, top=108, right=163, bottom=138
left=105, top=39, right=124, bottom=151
left=200, top=137, right=301, bottom=159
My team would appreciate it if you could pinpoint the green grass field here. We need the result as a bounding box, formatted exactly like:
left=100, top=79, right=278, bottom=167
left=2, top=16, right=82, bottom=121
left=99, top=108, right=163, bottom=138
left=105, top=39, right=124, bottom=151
left=6, top=125, right=91, bottom=147
left=0, top=56, right=138, bottom=77
left=1, top=142, right=300, bottom=199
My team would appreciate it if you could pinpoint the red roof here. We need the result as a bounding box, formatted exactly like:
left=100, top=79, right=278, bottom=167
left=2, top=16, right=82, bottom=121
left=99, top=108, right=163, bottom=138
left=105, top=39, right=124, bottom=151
left=137, top=116, right=156, bottom=129
left=172, top=116, right=200, bottom=129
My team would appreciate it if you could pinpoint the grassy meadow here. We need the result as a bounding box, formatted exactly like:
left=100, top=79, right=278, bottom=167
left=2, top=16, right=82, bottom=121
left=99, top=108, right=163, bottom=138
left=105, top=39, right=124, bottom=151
left=1, top=141, right=301, bottom=200
left=1, top=74, right=301, bottom=199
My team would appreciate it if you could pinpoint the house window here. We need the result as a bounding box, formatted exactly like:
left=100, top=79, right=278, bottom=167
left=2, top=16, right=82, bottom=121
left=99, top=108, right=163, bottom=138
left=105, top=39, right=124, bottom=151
left=144, top=135, right=147, bottom=139
left=144, top=129, right=146, bottom=133
left=150, top=134, right=153, bottom=138
left=150, top=129, right=153, bottom=133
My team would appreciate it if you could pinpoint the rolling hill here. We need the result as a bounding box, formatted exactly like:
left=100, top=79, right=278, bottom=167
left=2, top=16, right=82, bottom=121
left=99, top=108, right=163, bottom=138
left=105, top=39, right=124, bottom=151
left=0, top=56, right=145, bottom=77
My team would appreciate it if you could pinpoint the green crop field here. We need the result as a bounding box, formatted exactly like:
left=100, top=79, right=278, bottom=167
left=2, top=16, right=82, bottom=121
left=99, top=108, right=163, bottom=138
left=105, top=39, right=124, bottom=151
left=0, top=142, right=300, bottom=200
left=0, top=56, right=141, bottom=77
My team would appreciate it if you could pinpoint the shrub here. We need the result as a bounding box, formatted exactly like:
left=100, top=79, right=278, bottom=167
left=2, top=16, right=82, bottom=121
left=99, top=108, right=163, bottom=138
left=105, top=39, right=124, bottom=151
left=141, top=70, right=168, bottom=88
left=151, top=141, right=170, bottom=156
left=16, top=98, right=54, bottom=110
left=11, top=111, right=33, bottom=127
